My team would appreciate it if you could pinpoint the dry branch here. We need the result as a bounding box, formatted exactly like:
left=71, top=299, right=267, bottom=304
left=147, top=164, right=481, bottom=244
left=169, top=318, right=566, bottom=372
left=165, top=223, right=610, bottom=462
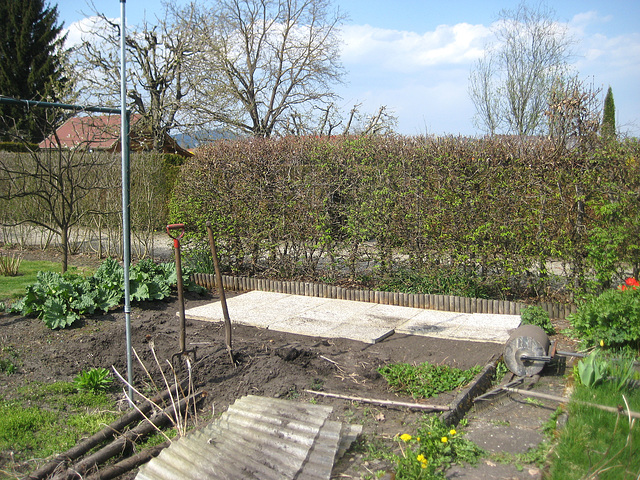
left=50, top=390, right=205, bottom=480
left=503, top=387, right=640, bottom=419
left=84, top=440, right=170, bottom=480
left=305, top=389, right=450, bottom=411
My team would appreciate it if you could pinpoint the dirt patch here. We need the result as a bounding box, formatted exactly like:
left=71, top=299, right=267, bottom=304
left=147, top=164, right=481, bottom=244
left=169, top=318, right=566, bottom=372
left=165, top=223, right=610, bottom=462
left=0, top=248, right=573, bottom=479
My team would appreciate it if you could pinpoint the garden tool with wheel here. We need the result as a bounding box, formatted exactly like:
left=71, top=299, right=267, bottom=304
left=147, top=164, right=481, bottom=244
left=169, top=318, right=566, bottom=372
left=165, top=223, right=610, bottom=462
left=167, top=223, right=196, bottom=365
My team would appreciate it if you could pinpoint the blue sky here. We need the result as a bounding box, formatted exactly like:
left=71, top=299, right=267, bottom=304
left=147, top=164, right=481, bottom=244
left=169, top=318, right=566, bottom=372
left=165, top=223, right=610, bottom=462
left=56, top=0, right=640, bottom=136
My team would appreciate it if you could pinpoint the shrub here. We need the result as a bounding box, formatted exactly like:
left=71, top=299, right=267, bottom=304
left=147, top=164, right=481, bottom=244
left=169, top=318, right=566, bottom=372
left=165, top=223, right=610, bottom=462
left=520, top=305, right=555, bottom=334
left=0, top=253, right=22, bottom=276
left=568, top=277, right=640, bottom=349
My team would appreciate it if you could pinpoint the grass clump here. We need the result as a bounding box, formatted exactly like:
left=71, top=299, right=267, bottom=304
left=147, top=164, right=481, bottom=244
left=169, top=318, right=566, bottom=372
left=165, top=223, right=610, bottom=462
left=548, top=379, right=640, bottom=479
left=0, top=380, right=119, bottom=473
left=0, top=253, right=22, bottom=277
left=378, top=362, right=482, bottom=399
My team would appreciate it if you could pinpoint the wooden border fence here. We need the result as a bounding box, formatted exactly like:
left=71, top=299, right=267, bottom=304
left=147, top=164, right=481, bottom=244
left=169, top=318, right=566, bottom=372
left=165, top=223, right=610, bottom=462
left=192, top=273, right=576, bottom=320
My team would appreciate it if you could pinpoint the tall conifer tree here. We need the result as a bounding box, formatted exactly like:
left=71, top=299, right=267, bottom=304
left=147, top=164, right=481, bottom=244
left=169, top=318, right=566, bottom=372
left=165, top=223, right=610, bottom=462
left=0, top=0, right=68, bottom=142
left=602, top=86, right=616, bottom=137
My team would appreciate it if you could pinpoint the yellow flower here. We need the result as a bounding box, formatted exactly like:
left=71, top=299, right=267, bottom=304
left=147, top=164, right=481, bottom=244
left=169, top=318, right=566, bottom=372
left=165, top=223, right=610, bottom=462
left=416, top=437, right=421, bottom=442
left=400, top=433, right=412, bottom=442
left=417, top=454, right=426, bottom=462
left=441, top=436, right=448, bottom=443
left=421, top=463, right=428, bottom=469
left=600, top=340, right=604, bottom=347
left=449, top=429, right=456, bottom=436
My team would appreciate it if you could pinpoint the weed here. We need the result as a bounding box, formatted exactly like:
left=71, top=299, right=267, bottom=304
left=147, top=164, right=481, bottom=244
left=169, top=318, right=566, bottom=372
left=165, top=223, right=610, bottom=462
left=524, top=397, right=544, bottom=407
left=378, top=362, right=482, bottom=399
left=494, top=361, right=509, bottom=384
left=309, top=378, right=324, bottom=391
left=393, top=416, right=483, bottom=478
left=73, top=367, right=113, bottom=394
left=0, top=346, right=19, bottom=374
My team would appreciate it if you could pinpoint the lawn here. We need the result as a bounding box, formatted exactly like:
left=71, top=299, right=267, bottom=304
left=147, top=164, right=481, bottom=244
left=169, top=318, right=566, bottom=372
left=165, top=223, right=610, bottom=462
left=548, top=378, right=640, bottom=479
left=0, top=259, right=92, bottom=303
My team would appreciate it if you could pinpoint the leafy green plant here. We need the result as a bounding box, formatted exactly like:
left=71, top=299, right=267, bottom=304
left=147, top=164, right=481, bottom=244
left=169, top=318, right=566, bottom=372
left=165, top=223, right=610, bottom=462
left=568, top=277, right=640, bottom=349
left=73, top=367, right=113, bottom=394
left=378, top=362, right=482, bottom=399
left=607, top=352, right=637, bottom=392
left=10, top=257, right=205, bottom=329
left=576, top=350, right=607, bottom=388
left=393, top=417, right=483, bottom=479
left=520, top=305, right=555, bottom=334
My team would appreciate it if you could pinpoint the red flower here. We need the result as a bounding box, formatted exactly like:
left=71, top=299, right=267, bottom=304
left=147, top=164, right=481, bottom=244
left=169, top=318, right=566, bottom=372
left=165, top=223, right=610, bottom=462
left=620, top=277, right=639, bottom=291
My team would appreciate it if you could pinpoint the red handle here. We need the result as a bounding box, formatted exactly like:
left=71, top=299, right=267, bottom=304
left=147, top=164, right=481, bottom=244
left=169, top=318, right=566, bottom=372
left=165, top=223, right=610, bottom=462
left=166, top=223, right=185, bottom=240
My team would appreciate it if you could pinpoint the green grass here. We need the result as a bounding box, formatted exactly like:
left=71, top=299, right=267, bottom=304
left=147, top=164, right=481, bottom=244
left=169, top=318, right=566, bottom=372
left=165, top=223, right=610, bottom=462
left=0, top=381, right=119, bottom=478
left=548, top=382, right=640, bottom=479
left=0, top=260, right=93, bottom=303
left=0, top=260, right=61, bottom=301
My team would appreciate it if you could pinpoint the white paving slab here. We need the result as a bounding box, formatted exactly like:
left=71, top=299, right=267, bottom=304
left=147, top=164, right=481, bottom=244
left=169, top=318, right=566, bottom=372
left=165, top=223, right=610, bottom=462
left=184, top=290, right=520, bottom=344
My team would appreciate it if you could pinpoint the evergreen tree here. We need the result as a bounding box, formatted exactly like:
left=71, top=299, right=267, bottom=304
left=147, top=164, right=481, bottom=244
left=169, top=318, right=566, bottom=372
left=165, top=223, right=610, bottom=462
left=602, top=86, right=616, bottom=137
left=0, top=0, right=68, bottom=142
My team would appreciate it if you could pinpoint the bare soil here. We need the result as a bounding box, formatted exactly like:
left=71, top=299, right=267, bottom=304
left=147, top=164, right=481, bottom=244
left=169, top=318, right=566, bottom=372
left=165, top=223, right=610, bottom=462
left=0, top=249, right=574, bottom=479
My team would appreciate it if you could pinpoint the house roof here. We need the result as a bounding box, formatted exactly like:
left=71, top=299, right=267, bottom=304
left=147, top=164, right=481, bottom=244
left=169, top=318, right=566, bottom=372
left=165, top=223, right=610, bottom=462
left=37, top=114, right=193, bottom=157
left=38, top=114, right=142, bottom=150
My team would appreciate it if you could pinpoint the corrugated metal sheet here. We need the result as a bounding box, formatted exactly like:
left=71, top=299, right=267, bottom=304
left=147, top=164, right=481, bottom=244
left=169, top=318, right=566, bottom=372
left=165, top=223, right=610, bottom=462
left=136, top=395, right=362, bottom=480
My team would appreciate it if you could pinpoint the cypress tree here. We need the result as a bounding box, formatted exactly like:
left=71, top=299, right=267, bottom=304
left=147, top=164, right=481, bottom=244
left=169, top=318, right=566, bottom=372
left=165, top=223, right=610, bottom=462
left=602, top=86, right=616, bottom=137
left=0, top=0, right=68, bottom=142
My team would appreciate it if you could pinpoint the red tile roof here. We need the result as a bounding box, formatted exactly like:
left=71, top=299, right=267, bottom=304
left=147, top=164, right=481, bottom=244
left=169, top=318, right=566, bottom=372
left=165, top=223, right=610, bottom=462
left=39, top=114, right=142, bottom=150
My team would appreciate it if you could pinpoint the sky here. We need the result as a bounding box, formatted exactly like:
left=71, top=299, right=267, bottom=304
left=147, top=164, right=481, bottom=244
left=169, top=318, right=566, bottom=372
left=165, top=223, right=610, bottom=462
left=55, top=0, right=640, bottom=137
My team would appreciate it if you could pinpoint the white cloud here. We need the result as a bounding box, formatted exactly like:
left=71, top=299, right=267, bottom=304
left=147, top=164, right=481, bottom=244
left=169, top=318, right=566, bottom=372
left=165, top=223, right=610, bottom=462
left=62, top=16, right=119, bottom=48
left=340, top=23, right=491, bottom=72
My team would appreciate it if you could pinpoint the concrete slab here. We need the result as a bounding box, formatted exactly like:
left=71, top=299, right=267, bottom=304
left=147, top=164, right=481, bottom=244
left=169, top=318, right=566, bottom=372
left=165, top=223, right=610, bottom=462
left=184, top=291, right=520, bottom=344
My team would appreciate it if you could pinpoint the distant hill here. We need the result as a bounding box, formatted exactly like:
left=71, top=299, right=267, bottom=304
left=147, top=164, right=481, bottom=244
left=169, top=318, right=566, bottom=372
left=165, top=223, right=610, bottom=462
left=173, top=129, right=238, bottom=148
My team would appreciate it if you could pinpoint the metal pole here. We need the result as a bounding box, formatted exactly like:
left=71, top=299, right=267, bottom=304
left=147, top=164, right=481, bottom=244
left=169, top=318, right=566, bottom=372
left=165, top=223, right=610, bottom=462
left=120, top=0, right=133, bottom=403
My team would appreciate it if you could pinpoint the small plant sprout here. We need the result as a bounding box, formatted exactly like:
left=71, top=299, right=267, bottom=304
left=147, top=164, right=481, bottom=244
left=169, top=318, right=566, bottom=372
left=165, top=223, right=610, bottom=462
left=73, top=367, right=113, bottom=394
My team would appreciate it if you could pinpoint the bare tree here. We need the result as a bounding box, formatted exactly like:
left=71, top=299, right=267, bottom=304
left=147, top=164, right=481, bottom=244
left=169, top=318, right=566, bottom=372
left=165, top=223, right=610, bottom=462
left=190, top=0, right=346, bottom=137
left=283, top=102, right=397, bottom=136
left=0, top=112, right=120, bottom=272
left=468, top=53, right=501, bottom=135
left=469, top=2, right=574, bottom=136
left=546, top=76, right=602, bottom=152
left=71, top=4, right=200, bottom=151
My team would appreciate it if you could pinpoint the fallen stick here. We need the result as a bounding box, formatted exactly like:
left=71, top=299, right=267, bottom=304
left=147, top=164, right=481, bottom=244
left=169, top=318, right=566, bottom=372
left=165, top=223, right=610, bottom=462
left=305, top=390, right=450, bottom=411
left=503, top=387, right=640, bottom=419
left=84, top=440, right=171, bottom=480
left=51, top=391, right=205, bottom=480
left=22, top=380, right=190, bottom=480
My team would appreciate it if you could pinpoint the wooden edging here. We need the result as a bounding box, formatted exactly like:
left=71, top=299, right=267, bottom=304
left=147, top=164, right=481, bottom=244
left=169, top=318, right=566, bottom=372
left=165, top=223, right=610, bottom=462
left=192, top=273, right=576, bottom=320
left=439, top=357, right=499, bottom=427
